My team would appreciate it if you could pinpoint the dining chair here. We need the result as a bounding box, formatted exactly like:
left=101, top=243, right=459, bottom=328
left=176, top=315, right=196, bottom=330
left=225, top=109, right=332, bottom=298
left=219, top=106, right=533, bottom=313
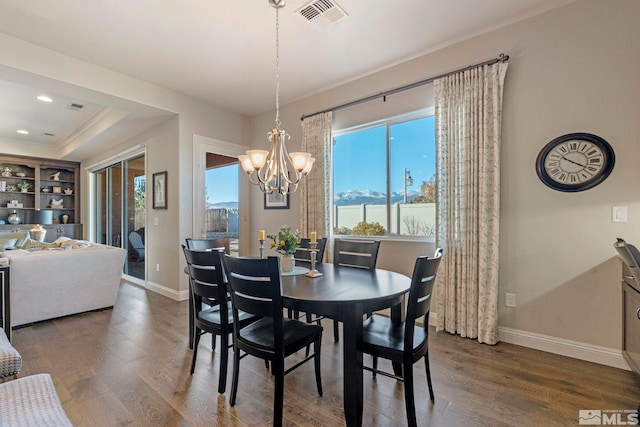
left=185, top=237, right=230, bottom=253
left=360, top=249, right=443, bottom=427
left=221, top=254, right=323, bottom=427
left=182, top=246, right=258, bottom=394
left=294, top=237, right=327, bottom=264
left=185, top=237, right=231, bottom=349
left=331, top=238, right=381, bottom=342
left=289, top=237, right=328, bottom=322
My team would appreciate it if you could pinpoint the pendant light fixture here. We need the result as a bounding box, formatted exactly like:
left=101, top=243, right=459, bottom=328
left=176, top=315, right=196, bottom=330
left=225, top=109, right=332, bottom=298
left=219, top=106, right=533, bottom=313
left=238, top=0, right=314, bottom=195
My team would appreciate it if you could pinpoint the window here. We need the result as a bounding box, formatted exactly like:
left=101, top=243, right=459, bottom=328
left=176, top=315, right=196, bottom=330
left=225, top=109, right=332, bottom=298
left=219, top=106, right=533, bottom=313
left=333, top=113, right=435, bottom=238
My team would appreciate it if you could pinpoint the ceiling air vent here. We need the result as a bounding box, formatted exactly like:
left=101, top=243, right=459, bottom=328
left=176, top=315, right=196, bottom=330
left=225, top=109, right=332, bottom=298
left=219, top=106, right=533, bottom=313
left=66, top=102, right=84, bottom=112
left=297, top=0, right=348, bottom=31
left=43, top=133, right=55, bottom=137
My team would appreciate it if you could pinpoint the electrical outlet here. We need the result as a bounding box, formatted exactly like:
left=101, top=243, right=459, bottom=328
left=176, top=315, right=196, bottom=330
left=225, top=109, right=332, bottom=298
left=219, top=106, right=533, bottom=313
left=156, top=263, right=160, bottom=272
left=505, top=293, right=516, bottom=308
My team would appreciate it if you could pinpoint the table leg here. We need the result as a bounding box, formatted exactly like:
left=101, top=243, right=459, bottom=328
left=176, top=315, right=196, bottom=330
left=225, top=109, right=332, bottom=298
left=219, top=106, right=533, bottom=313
left=342, top=303, right=363, bottom=427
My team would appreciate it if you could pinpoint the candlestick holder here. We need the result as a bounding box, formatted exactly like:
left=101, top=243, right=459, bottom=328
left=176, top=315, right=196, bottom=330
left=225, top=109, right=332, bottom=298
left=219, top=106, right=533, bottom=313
left=259, top=239, right=265, bottom=259
left=305, top=242, right=323, bottom=278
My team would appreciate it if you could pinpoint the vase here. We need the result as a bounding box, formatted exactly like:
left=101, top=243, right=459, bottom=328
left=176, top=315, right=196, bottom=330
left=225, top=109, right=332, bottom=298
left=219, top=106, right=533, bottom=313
left=30, top=224, right=46, bottom=242
left=280, top=254, right=295, bottom=273
left=7, top=210, right=20, bottom=225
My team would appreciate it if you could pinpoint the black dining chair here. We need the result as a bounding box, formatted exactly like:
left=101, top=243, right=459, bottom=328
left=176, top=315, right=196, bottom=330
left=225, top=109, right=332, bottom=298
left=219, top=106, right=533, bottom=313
left=185, top=237, right=230, bottom=253
left=331, top=238, right=381, bottom=342
left=182, top=246, right=258, bottom=394
left=294, top=237, right=327, bottom=264
left=185, top=237, right=231, bottom=349
left=221, top=254, right=323, bottom=427
left=288, top=237, right=328, bottom=322
left=360, top=249, right=443, bottom=427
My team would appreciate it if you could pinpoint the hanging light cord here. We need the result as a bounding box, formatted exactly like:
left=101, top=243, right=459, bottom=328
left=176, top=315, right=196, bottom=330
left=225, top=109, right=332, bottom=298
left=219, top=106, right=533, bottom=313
left=274, top=6, right=281, bottom=129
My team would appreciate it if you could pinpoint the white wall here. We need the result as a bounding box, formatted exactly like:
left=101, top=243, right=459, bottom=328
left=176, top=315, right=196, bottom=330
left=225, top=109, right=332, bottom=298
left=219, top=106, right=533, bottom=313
left=249, top=0, right=640, bottom=363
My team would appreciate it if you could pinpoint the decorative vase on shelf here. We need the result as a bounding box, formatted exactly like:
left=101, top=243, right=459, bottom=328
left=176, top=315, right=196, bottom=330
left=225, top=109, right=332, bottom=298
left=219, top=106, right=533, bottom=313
left=7, top=210, right=20, bottom=225
left=61, top=213, right=70, bottom=224
left=30, top=224, right=46, bottom=242
left=280, top=254, right=295, bottom=273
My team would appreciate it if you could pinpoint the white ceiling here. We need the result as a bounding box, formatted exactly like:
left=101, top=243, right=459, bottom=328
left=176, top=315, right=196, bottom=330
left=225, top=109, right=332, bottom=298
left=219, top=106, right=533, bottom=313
left=0, top=0, right=573, bottom=160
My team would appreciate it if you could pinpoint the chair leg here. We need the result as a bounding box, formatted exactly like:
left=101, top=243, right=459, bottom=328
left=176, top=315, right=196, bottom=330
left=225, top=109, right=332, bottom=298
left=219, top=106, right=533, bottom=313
left=230, top=347, right=241, bottom=406
left=372, top=355, right=378, bottom=378
left=218, top=334, right=228, bottom=394
left=190, top=329, right=201, bottom=375
left=314, top=337, right=323, bottom=396
left=211, top=334, right=216, bottom=350
left=333, top=320, right=340, bottom=342
left=273, top=359, right=285, bottom=427
left=424, top=351, right=434, bottom=401
left=403, top=363, right=417, bottom=427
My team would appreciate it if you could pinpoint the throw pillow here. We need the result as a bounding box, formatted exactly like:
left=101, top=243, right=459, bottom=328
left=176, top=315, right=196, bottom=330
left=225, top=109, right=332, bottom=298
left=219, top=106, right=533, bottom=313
left=0, top=238, right=17, bottom=250
left=0, top=231, right=30, bottom=248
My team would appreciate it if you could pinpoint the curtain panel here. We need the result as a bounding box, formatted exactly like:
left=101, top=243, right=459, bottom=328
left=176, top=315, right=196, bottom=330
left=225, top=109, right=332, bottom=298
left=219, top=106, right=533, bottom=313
left=434, top=62, right=508, bottom=344
left=300, top=112, right=332, bottom=260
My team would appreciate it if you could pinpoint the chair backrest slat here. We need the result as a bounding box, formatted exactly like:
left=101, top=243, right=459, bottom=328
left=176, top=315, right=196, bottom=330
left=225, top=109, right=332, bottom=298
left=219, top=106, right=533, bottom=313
left=333, top=239, right=381, bottom=271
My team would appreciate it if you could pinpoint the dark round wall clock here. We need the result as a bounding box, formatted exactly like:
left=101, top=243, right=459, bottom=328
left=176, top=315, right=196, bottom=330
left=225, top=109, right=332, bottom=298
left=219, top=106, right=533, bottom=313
left=535, top=132, right=615, bottom=192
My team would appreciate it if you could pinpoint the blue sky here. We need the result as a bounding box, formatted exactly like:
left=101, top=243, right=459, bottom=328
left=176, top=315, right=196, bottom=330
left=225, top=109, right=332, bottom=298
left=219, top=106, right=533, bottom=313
left=206, top=115, right=435, bottom=203
left=333, top=116, right=435, bottom=194
left=206, top=164, right=238, bottom=204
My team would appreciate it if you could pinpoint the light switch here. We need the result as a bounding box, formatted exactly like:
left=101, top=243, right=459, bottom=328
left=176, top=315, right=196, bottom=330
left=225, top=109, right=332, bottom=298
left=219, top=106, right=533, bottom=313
left=612, top=206, right=627, bottom=223
left=154, top=217, right=160, bottom=226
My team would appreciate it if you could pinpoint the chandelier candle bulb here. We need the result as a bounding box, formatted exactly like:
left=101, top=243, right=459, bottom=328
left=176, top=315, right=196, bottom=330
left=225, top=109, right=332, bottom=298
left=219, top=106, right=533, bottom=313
left=310, top=232, right=317, bottom=244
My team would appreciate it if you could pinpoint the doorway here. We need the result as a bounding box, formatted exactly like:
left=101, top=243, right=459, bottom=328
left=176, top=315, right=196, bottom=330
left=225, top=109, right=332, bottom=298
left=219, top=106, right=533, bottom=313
left=193, top=135, right=249, bottom=256
left=94, top=154, right=146, bottom=279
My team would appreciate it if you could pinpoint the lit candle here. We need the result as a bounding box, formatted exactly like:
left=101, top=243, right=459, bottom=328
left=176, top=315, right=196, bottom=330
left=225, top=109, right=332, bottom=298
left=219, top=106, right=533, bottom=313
left=310, top=231, right=317, bottom=244
left=259, top=229, right=265, bottom=241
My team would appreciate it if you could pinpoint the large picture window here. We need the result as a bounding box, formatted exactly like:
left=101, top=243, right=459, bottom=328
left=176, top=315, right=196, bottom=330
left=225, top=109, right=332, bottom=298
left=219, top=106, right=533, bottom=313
left=333, top=113, right=435, bottom=238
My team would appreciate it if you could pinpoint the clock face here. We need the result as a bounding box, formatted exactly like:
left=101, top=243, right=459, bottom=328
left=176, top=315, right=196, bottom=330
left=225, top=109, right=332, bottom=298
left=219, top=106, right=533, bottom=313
left=536, top=133, right=615, bottom=192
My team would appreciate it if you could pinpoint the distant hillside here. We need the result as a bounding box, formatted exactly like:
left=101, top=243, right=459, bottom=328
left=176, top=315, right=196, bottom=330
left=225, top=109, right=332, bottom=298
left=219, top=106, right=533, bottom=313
left=334, top=189, right=422, bottom=206
left=207, top=201, right=238, bottom=209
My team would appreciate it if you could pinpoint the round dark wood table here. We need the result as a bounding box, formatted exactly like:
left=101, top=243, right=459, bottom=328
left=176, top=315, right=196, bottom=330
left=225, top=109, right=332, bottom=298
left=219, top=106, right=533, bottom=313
left=281, top=263, right=411, bottom=427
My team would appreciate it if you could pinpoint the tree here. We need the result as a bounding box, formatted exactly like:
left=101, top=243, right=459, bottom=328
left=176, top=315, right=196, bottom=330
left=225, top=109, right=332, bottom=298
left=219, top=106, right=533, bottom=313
left=411, top=175, right=436, bottom=203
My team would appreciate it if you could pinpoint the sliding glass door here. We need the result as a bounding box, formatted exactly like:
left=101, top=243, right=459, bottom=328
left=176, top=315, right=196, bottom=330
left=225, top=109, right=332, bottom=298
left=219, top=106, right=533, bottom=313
left=95, top=155, right=146, bottom=279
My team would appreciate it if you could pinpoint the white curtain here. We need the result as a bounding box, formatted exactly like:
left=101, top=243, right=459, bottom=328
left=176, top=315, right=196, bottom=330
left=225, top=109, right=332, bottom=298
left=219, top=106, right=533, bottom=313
left=434, top=61, right=508, bottom=344
left=300, top=112, right=332, bottom=259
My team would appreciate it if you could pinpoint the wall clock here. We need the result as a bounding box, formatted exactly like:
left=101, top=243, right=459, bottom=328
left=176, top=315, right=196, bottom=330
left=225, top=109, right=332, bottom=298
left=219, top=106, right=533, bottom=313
left=535, top=132, right=615, bottom=192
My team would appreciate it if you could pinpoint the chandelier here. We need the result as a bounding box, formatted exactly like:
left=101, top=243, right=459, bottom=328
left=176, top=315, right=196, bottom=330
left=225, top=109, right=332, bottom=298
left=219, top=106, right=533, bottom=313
left=238, top=0, right=314, bottom=195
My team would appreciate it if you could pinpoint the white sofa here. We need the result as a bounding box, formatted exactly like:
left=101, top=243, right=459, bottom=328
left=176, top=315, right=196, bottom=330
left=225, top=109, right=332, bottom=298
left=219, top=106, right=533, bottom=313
left=2, top=240, right=126, bottom=327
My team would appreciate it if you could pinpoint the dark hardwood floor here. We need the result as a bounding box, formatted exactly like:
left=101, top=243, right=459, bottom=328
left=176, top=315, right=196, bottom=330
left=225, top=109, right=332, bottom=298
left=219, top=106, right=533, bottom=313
left=12, top=281, right=640, bottom=426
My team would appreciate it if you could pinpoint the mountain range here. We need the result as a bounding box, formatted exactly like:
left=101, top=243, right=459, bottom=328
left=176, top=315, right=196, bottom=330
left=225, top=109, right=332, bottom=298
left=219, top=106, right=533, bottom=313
left=207, top=189, right=423, bottom=209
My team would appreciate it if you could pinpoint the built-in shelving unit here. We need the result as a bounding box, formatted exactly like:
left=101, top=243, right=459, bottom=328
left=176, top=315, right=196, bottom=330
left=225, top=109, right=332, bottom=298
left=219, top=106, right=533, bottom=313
left=0, top=154, right=81, bottom=240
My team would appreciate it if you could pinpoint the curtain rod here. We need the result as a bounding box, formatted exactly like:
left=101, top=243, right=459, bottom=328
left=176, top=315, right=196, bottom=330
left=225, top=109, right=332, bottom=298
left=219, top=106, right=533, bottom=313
left=300, top=53, right=509, bottom=121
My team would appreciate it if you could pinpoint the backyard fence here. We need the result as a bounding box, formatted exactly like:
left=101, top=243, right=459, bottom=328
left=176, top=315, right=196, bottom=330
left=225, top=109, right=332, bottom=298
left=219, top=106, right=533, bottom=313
left=334, top=203, right=436, bottom=236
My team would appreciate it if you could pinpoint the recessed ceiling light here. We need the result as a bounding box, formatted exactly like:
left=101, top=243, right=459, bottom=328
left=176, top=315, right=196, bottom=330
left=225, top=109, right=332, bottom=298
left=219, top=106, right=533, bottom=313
left=37, top=95, right=53, bottom=103
left=17, top=129, right=29, bottom=135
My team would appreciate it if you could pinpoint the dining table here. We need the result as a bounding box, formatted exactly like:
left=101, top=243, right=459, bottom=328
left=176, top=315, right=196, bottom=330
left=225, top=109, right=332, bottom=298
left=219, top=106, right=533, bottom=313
left=280, top=263, right=411, bottom=427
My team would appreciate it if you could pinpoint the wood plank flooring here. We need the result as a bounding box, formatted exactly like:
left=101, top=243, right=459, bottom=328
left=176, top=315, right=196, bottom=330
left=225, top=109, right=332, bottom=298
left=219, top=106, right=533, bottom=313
left=11, top=281, right=640, bottom=426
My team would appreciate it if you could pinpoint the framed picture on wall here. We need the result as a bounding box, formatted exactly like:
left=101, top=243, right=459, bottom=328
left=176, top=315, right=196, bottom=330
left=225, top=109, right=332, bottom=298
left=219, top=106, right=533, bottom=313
left=153, top=171, right=167, bottom=209
left=264, top=190, right=289, bottom=210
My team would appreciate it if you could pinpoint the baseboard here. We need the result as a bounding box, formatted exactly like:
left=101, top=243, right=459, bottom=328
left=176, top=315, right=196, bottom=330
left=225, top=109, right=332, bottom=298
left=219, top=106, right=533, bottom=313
left=144, top=280, right=189, bottom=301
left=428, top=313, right=629, bottom=370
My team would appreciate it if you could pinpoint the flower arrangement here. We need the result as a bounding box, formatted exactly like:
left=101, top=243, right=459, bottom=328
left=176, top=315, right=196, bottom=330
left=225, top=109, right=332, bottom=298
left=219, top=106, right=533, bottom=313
left=267, top=226, right=301, bottom=255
